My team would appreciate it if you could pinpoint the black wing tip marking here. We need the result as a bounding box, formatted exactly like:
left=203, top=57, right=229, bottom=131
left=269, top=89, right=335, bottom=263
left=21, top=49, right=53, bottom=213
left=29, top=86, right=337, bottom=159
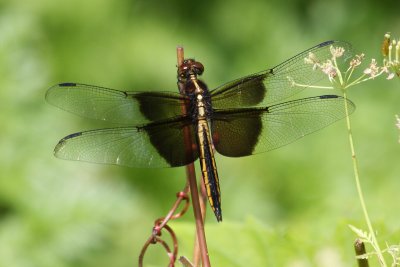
left=59, top=82, right=77, bottom=87
left=57, top=132, right=82, bottom=144
left=318, top=40, right=353, bottom=52
left=46, top=83, right=77, bottom=100
left=319, top=94, right=339, bottom=99
left=318, top=40, right=335, bottom=47
left=54, top=132, right=83, bottom=155
left=318, top=94, right=356, bottom=114
left=64, top=132, right=82, bottom=139
left=318, top=40, right=349, bottom=47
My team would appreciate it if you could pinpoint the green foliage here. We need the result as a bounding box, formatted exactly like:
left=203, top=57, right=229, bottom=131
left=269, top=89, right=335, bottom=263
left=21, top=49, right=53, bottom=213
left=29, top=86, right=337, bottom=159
left=0, top=0, right=399, bottom=266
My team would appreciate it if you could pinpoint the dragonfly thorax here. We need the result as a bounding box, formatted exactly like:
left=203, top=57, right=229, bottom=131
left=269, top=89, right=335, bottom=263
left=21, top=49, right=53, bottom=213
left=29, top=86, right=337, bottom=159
left=184, top=78, right=213, bottom=121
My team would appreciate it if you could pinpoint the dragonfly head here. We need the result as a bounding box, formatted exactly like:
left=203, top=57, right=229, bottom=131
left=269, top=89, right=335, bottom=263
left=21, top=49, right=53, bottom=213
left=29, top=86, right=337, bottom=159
left=178, top=59, right=204, bottom=80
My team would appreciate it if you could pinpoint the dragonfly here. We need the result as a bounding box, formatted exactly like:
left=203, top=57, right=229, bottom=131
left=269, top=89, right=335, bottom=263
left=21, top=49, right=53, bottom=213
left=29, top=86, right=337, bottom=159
left=46, top=40, right=355, bottom=222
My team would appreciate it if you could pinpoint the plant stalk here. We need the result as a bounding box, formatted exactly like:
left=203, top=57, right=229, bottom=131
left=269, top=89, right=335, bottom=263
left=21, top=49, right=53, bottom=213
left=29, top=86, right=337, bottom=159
left=177, top=46, right=211, bottom=267
left=342, top=90, right=386, bottom=266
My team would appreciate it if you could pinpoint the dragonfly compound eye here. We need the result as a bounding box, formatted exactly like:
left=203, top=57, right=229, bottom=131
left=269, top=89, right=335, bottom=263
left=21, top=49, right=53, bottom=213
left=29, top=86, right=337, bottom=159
left=193, top=61, right=204, bottom=75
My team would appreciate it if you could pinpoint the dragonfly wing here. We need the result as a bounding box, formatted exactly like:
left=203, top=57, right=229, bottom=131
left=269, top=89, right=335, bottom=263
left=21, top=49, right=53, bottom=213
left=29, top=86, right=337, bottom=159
left=54, top=117, right=199, bottom=167
left=212, top=95, right=355, bottom=157
left=46, top=83, right=187, bottom=124
left=211, top=41, right=353, bottom=108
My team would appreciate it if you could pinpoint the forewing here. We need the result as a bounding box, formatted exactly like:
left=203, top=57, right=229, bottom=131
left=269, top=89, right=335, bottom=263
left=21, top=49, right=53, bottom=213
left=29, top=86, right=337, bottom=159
left=211, top=41, right=353, bottom=108
left=46, top=83, right=187, bottom=124
left=54, top=117, right=199, bottom=168
left=212, top=95, right=355, bottom=157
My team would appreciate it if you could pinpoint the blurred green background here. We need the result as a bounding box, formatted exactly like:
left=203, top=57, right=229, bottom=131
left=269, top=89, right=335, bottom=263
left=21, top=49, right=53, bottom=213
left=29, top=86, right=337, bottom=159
left=0, top=0, right=399, bottom=266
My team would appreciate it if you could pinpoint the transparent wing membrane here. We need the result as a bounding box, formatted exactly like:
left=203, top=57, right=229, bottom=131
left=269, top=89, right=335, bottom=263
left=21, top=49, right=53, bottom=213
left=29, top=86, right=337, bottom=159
left=212, top=95, right=355, bottom=157
left=211, top=41, right=353, bottom=108
left=46, top=83, right=187, bottom=124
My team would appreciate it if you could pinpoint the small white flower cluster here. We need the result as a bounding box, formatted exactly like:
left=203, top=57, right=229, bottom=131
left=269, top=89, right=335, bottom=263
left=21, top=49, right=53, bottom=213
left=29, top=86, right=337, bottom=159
left=303, top=41, right=396, bottom=90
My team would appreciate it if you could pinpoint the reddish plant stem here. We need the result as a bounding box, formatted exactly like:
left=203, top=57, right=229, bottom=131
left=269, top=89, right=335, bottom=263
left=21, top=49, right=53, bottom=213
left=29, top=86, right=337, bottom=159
left=186, top=164, right=210, bottom=267
left=193, top=177, right=208, bottom=266
left=177, top=46, right=211, bottom=267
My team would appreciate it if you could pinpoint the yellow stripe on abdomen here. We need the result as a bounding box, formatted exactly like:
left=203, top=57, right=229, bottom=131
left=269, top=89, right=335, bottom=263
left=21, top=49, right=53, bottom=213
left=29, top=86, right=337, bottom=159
left=197, top=120, right=222, bottom=221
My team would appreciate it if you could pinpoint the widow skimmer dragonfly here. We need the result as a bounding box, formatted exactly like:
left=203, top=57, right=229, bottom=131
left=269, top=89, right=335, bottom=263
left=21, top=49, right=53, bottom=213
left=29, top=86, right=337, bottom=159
left=46, top=40, right=355, bottom=222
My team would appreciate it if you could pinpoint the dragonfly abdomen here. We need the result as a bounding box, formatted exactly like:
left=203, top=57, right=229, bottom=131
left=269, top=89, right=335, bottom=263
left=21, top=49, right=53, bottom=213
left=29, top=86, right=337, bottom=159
left=196, top=120, right=222, bottom=222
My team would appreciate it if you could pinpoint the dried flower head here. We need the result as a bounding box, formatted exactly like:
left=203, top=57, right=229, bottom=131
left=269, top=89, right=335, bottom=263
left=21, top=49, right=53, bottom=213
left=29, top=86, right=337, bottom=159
left=382, top=33, right=400, bottom=78
left=382, top=32, right=391, bottom=57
